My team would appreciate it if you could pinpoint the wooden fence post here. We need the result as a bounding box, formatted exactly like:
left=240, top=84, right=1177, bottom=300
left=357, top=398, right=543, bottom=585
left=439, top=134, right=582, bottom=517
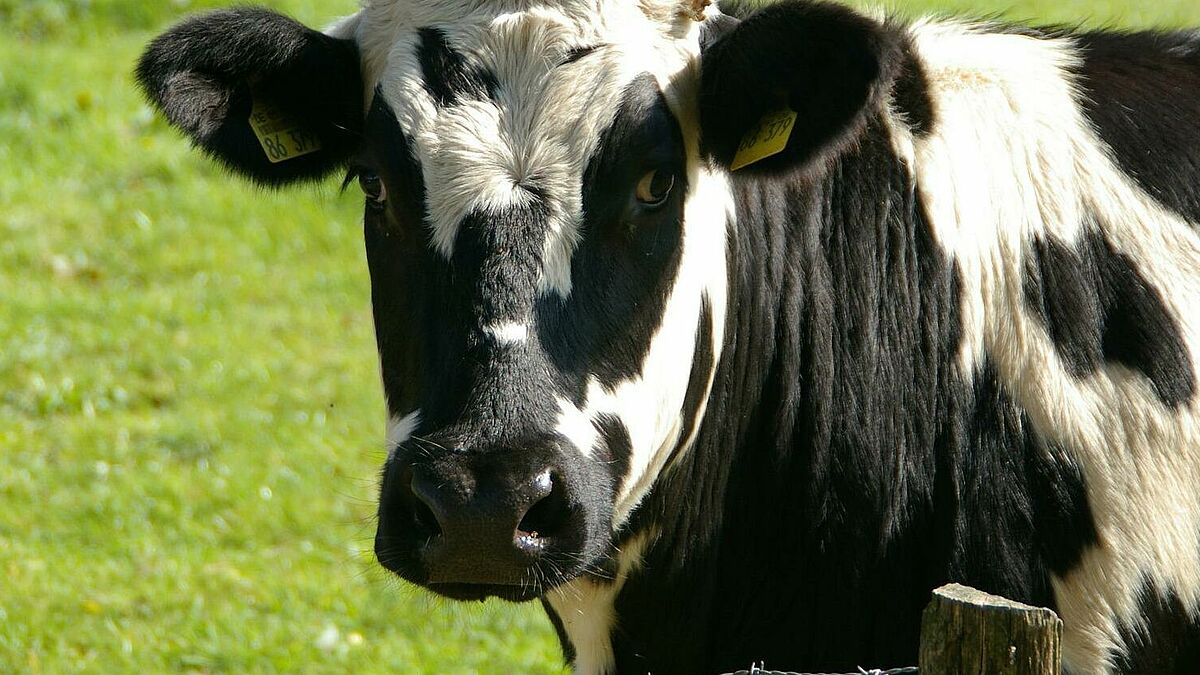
left=919, top=583, right=1062, bottom=675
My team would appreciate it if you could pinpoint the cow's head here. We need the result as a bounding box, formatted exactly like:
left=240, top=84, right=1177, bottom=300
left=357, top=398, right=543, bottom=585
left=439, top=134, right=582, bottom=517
left=138, top=0, right=898, bottom=601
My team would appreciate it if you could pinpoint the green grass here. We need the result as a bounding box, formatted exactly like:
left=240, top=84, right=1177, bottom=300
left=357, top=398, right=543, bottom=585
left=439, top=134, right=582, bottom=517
left=2, top=0, right=1198, bottom=672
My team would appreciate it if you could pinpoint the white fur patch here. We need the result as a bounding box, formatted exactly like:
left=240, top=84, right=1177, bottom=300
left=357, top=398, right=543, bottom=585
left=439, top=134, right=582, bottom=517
left=484, top=321, right=529, bottom=344
left=907, top=20, right=1200, bottom=673
left=385, top=410, right=422, bottom=460
left=546, top=531, right=655, bottom=675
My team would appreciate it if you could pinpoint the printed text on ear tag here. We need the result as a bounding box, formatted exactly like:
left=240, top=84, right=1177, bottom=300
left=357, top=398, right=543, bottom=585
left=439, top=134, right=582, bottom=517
left=730, top=108, right=797, bottom=171
left=248, top=98, right=322, bottom=163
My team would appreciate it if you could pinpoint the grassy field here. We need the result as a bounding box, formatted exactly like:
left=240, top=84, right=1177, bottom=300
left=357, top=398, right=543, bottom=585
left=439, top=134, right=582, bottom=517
left=2, top=0, right=1198, bottom=672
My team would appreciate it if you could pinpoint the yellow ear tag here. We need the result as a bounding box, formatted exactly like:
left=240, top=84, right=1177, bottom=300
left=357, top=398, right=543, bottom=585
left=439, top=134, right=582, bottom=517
left=248, top=98, right=322, bottom=163
left=729, top=108, right=798, bottom=171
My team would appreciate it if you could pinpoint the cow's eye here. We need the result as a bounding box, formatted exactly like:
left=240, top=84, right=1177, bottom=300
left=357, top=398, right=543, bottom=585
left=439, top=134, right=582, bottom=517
left=358, top=172, right=387, bottom=207
left=635, top=170, right=674, bottom=207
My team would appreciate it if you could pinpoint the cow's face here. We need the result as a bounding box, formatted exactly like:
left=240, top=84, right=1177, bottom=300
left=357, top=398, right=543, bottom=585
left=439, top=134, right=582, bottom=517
left=353, top=1, right=730, bottom=600
left=138, top=0, right=893, bottom=600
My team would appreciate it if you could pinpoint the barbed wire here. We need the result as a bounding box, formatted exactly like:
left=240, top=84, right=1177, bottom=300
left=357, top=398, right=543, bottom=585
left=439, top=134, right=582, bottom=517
left=724, top=662, right=912, bottom=667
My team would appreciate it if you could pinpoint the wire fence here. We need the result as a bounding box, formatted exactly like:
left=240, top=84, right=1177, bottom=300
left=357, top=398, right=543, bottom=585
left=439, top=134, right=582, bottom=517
left=724, top=662, right=912, bottom=667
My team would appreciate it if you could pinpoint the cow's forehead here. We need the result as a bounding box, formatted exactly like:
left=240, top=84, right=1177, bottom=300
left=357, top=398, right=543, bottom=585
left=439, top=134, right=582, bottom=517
left=345, top=0, right=705, bottom=289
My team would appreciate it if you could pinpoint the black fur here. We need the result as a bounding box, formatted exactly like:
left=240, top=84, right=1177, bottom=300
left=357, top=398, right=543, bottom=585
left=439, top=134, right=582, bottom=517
left=1113, top=579, right=1200, bottom=674
left=1024, top=226, right=1196, bottom=408
left=417, top=28, right=498, bottom=106
left=891, top=47, right=936, bottom=136
left=135, top=8, right=362, bottom=185
left=1074, top=30, right=1200, bottom=223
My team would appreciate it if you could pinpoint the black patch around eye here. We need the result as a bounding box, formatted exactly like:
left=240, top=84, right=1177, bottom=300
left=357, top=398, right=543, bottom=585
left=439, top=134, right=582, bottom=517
left=417, top=27, right=498, bottom=106
left=582, top=74, right=687, bottom=226
left=362, top=86, right=425, bottom=230
left=539, top=73, right=688, bottom=388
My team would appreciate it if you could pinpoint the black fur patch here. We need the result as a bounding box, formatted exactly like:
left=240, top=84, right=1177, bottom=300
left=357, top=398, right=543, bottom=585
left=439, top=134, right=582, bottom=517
left=417, top=28, right=498, bottom=106
left=949, top=361, right=1099, bottom=592
left=359, top=90, right=432, bottom=418
left=540, top=74, right=687, bottom=387
left=136, top=8, right=362, bottom=186
left=1113, top=579, right=1200, bottom=674
left=1073, top=30, right=1200, bottom=223
left=892, top=44, right=936, bottom=136
left=698, top=0, right=906, bottom=172
left=453, top=203, right=548, bottom=326
left=1024, top=226, right=1196, bottom=407
left=594, top=415, right=632, bottom=501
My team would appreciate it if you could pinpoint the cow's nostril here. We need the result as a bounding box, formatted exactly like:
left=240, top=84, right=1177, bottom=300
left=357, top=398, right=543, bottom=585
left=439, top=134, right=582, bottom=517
left=412, top=492, right=443, bottom=538
left=517, top=472, right=570, bottom=540
left=401, top=466, right=443, bottom=539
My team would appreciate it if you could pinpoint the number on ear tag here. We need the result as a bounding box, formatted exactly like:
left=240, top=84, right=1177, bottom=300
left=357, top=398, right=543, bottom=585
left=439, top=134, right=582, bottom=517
left=730, top=108, right=797, bottom=171
left=248, top=99, right=322, bottom=163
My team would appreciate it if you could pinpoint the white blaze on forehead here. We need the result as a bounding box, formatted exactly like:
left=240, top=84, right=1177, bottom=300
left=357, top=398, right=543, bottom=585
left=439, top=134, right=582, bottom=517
left=355, top=0, right=705, bottom=298
left=385, top=410, right=422, bottom=460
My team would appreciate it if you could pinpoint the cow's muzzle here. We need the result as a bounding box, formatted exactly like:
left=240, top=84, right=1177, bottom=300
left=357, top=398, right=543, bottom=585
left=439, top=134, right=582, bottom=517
left=375, top=438, right=606, bottom=601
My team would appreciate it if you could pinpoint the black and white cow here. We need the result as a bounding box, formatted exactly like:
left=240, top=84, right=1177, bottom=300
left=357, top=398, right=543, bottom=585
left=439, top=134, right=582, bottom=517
left=137, top=0, right=1200, bottom=671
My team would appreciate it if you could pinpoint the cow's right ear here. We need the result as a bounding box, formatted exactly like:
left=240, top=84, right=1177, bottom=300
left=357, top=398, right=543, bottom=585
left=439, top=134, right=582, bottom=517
left=136, top=8, right=363, bottom=187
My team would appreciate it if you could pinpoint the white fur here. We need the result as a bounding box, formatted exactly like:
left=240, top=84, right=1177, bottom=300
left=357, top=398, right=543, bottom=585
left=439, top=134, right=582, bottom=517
left=555, top=395, right=600, bottom=458
left=905, top=20, right=1200, bottom=672
left=546, top=531, right=655, bottom=675
left=385, top=410, right=422, bottom=460
left=484, top=321, right=529, bottom=344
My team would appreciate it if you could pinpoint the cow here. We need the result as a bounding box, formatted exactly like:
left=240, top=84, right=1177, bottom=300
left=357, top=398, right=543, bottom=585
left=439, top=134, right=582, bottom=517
left=136, top=0, right=1200, bottom=672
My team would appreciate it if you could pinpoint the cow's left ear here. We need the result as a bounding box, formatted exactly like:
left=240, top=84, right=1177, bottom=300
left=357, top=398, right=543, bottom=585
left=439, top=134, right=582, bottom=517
left=136, top=8, right=363, bottom=187
left=698, top=1, right=902, bottom=172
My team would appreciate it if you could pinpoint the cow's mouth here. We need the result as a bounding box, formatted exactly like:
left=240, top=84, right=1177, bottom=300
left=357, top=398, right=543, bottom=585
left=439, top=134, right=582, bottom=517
left=426, top=582, right=544, bottom=603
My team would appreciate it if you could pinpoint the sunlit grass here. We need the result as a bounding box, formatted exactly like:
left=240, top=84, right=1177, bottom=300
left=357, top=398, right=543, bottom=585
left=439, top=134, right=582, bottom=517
left=3, top=0, right=1198, bottom=672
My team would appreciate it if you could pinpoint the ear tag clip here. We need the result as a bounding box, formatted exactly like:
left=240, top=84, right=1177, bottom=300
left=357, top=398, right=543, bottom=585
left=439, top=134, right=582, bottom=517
left=730, top=108, right=797, bottom=171
left=248, top=98, right=322, bottom=163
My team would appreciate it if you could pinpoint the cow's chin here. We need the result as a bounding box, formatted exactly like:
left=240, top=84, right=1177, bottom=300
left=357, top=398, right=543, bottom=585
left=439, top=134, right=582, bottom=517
left=382, top=544, right=606, bottom=603
left=424, top=582, right=545, bottom=603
